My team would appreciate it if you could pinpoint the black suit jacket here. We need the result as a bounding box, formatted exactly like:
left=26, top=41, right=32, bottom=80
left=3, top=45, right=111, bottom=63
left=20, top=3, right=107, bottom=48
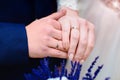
left=0, top=0, right=63, bottom=80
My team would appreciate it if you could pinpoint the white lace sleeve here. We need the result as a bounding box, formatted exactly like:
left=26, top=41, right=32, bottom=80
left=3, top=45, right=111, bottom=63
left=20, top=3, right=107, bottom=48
left=57, top=0, right=79, bottom=10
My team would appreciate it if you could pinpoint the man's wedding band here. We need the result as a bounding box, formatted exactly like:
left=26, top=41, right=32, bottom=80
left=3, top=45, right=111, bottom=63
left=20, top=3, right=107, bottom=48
left=56, top=44, right=59, bottom=49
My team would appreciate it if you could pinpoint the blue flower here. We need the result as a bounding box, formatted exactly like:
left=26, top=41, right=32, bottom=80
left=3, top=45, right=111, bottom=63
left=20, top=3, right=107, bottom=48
left=25, top=56, right=110, bottom=80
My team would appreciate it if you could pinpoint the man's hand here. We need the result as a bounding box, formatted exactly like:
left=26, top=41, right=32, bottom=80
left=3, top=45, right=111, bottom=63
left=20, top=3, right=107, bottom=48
left=59, top=7, right=95, bottom=63
left=26, top=10, right=68, bottom=59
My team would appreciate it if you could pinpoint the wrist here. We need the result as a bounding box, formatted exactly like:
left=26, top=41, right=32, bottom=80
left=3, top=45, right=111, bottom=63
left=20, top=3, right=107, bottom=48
left=57, top=0, right=79, bottom=11
left=25, top=26, right=33, bottom=58
left=61, top=7, right=79, bottom=16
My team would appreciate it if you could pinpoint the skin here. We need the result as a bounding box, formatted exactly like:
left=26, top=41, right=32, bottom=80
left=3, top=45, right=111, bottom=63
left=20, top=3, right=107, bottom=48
left=59, top=7, right=95, bottom=63
left=26, top=7, right=95, bottom=63
left=26, top=9, right=68, bottom=59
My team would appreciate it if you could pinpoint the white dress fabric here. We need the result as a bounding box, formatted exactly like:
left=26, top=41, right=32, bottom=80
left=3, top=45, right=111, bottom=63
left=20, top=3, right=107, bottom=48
left=77, top=0, right=120, bottom=80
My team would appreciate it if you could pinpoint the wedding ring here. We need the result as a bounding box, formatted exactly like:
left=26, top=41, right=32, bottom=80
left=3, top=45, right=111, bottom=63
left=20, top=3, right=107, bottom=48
left=71, top=26, right=79, bottom=30
left=56, top=43, right=59, bottom=49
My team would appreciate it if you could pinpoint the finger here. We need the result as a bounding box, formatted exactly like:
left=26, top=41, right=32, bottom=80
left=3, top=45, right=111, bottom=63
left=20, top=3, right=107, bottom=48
left=48, top=20, right=62, bottom=30
left=74, top=20, right=88, bottom=62
left=59, top=19, right=70, bottom=50
left=46, top=37, right=65, bottom=51
left=48, top=9, right=66, bottom=20
left=50, top=28, right=62, bottom=40
left=47, top=48, right=67, bottom=58
left=70, top=19, right=80, bottom=30
left=68, top=29, right=79, bottom=60
left=83, top=22, right=95, bottom=61
left=68, top=19, right=80, bottom=60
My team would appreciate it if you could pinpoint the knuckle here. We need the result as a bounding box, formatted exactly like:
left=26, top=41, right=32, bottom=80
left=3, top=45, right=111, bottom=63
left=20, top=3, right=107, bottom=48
left=63, top=41, right=69, bottom=50
left=80, top=18, right=87, bottom=24
left=83, top=19, right=87, bottom=24
left=89, top=23, right=95, bottom=30
left=88, top=42, right=94, bottom=49
left=46, top=27, right=53, bottom=34
left=84, top=55, right=88, bottom=58
left=83, top=55, right=88, bottom=60
left=81, top=39, right=87, bottom=46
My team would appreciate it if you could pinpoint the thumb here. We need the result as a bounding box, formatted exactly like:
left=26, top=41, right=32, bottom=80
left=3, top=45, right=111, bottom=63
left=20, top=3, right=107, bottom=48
left=48, top=9, right=66, bottom=20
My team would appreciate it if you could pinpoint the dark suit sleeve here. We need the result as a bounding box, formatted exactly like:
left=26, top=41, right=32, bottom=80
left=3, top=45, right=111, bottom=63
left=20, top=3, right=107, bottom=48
left=0, top=22, right=29, bottom=66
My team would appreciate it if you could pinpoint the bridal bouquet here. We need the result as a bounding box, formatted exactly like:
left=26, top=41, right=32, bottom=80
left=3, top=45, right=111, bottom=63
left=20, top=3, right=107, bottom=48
left=24, top=56, right=110, bottom=80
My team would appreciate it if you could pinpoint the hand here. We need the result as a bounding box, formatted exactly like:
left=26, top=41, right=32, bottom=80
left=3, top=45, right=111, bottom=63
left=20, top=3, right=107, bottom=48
left=59, top=7, right=95, bottom=63
left=73, top=19, right=95, bottom=63
left=58, top=7, right=79, bottom=51
left=26, top=10, right=68, bottom=59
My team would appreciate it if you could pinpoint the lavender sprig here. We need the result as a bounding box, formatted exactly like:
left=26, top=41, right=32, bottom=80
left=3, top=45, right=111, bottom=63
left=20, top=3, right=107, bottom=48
left=25, top=56, right=109, bottom=80
left=88, top=56, right=99, bottom=73
left=73, top=63, right=82, bottom=80
left=93, top=65, right=103, bottom=79
left=68, top=61, right=77, bottom=80
left=105, top=77, right=111, bottom=80
left=83, top=56, right=100, bottom=80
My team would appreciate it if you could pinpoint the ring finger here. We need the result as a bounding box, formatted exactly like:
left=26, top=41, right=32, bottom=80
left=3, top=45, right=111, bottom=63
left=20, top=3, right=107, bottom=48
left=68, top=19, right=80, bottom=60
left=46, top=37, right=65, bottom=51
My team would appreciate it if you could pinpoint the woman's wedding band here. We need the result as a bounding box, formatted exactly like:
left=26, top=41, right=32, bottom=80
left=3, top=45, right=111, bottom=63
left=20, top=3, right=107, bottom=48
left=71, top=26, right=79, bottom=30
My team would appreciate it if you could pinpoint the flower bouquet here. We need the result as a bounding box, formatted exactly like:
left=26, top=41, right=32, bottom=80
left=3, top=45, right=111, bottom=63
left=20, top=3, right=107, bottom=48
left=24, top=56, right=110, bottom=80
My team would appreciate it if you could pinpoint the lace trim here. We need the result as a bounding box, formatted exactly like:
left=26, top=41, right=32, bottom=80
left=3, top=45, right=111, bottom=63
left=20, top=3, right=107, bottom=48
left=57, top=0, right=79, bottom=10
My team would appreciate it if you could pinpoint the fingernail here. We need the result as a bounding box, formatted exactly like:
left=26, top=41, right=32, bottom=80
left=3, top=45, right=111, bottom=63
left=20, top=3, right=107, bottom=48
left=68, top=53, right=74, bottom=61
left=65, top=47, right=68, bottom=51
left=64, top=43, right=69, bottom=51
left=64, top=47, right=67, bottom=51
left=80, top=60, right=85, bottom=64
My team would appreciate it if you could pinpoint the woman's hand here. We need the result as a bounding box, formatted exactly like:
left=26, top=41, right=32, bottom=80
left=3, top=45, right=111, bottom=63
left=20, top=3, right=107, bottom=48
left=73, top=19, right=95, bottom=63
left=59, top=7, right=95, bottom=63
left=26, top=10, right=68, bottom=59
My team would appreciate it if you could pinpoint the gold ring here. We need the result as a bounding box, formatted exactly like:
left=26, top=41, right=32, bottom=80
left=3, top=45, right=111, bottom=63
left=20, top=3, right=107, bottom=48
left=71, top=26, right=79, bottom=30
